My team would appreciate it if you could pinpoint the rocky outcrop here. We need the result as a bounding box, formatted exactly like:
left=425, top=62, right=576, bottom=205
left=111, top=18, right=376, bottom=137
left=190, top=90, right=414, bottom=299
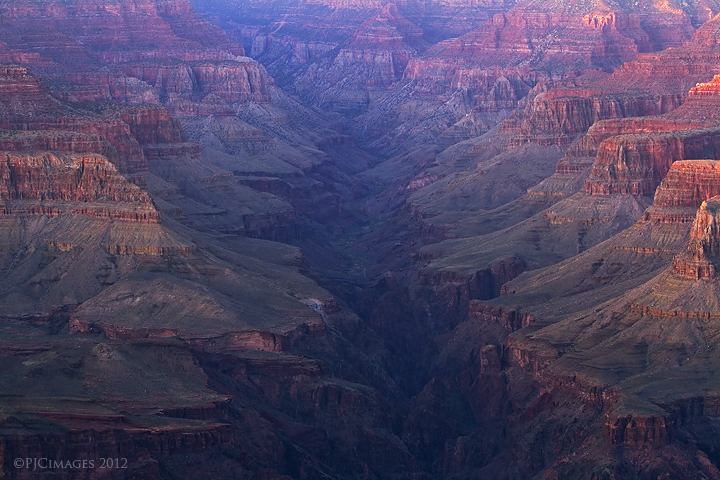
left=104, top=104, right=187, bottom=146
left=60, top=73, right=160, bottom=104
left=652, top=160, right=720, bottom=209
left=579, top=74, right=720, bottom=149
left=61, top=60, right=273, bottom=113
left=188, top=61, right=272, bottom=103
left=0, top=65, right=65, bottom=115
left=0, top=67, right=148, bottom=173
left=554, top=71, right=720, bottom=199
left=689, top=73, right=720, bottom=96
left=505, top=88, right=684, bottom=148
left=119, top=60, right=273, bottom=106
left=673, top=196, right=720, bottom=279
left=643, top=160, right=720, bottom=224
left=603, top=413, right=673, bottom=446
left=468, top=301, right=537, bottom=332
left=188, top=330, right=289, bottom=353
left=419, top=254, right=527, bottom=304
left=584, top=126, right=720, bottom=196
left=0, top=152, right=160, bottom=223
left=0, top=129, right=120, bottom=165
left=567, top=114, right=694, bottom=160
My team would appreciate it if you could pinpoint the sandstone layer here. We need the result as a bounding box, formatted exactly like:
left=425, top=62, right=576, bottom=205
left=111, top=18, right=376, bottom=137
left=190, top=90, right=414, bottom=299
left=673, top=196, right=720, bottom=279
left=0, top=151, right=159, bottom=223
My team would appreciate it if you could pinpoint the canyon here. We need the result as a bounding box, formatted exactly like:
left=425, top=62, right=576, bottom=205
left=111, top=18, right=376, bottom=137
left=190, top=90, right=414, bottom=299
left=3, top=0, right=720, bottom=479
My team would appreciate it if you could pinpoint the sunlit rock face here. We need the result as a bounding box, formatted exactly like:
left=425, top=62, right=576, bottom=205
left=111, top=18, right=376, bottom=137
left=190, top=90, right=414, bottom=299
left=673, top=196, right=720, bottom=279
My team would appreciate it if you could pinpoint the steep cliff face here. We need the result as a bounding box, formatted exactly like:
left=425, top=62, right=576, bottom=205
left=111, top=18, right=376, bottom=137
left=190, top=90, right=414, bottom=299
left=572, top=69, right=720, bottom=197
left=0, top=152, right=160, bottom=223
left=0, top=152, right=146, bottom=204
left=59, top=61, right=273, bottom=107
left=107, top=104, right=186, bottom=145
left=115, top=60, right=274, bottom=108
left=0, top=67, right=147, bottom=173
left=584, top=127, right=720, bottom=196
left=673, top=196, right=720, bottom=279
left=0, top=129, right=119, bottom=163
left=503, top=87, right=684, bottom=147
left=653, top=160, right=720, bottom=210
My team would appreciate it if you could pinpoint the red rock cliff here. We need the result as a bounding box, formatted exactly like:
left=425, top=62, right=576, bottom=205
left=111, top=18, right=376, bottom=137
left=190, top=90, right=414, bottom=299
left=584, top=126, right=720, bottom=196
left=673, top=196, right=720, bottom=279
left=0, top=151, right=160, bottom=223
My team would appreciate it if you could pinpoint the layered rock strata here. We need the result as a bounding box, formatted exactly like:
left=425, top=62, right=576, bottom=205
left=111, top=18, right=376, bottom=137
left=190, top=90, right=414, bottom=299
left=504, top=87, right=684, bottom=148
left=0, top=66, right=147, bottom=173
left=0, top=0, right=275, bottom=121
left=0, top=0, right=244, bottom=66
left=0, top=129, right=119, bottom=165
left=499, top=14, right=720, bottom=154
left=649, top=160, right=720, bottom=219
left=352, top=0, right=710, bottom=154
left=584, top=126, right=720, bottom=196
left=0, top=151, right=160, bottom=223
left=289, top=3, right=426, bottom=113
left=673, top=196, right=720, bottom=279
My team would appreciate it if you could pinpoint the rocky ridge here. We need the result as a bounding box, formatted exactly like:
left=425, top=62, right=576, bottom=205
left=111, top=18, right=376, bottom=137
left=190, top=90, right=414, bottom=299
left=505, top=13, right=720, bottom=153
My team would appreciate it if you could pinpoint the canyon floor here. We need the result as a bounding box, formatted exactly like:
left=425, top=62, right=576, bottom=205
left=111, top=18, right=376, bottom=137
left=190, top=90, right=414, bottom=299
left=5, top=0, right=720, bottom=479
